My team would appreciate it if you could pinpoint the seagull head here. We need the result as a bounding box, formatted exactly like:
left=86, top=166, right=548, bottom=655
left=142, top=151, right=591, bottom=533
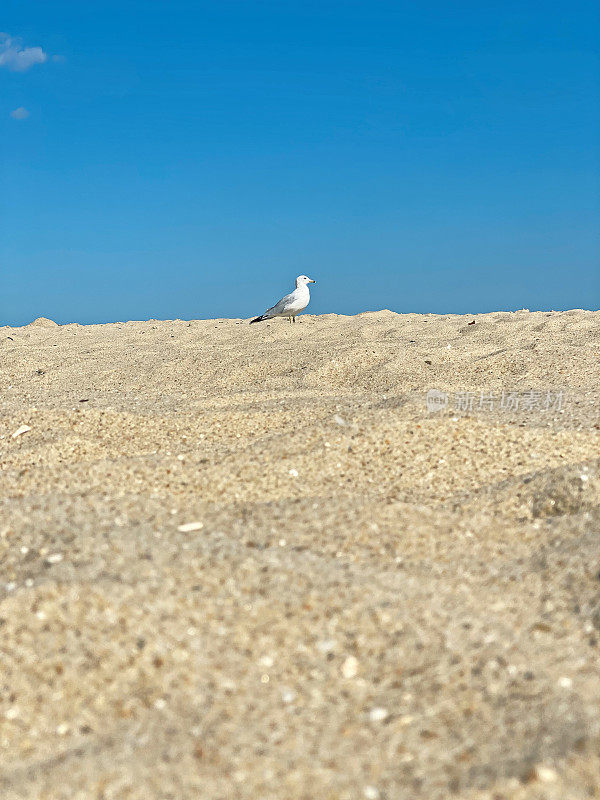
left=296, top=275, right=316, bottom=287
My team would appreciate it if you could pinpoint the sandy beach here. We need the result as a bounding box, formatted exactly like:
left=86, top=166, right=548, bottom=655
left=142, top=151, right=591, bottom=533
left=1, top=309, right=599, bottom=799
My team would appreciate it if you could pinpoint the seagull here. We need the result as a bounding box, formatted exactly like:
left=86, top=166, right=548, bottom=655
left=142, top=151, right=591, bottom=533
left=250, top=275, right=316, bottom=324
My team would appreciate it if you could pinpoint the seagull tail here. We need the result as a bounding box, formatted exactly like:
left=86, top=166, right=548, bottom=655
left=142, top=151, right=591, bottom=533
left=250, top=315, right=267, bottom=324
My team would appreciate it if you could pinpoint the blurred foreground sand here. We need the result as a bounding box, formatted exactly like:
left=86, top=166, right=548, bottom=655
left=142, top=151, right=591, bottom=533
left=1, top=309, right=600, bottom=799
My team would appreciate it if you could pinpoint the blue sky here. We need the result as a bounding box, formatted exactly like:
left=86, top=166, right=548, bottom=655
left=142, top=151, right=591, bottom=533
left=1, top=1, right=598, bottom=325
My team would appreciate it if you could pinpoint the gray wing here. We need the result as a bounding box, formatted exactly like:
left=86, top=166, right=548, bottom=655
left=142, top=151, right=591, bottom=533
left=264, top=291, right=295, bottom=317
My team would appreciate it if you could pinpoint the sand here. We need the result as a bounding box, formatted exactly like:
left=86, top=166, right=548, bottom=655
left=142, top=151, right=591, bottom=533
left=1, top=309, right=599, bottom=800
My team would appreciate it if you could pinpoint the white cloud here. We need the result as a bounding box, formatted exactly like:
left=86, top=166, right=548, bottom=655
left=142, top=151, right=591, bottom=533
left=10, top=106, right=30, bottom=120
left=0, top=33, right=47, bottom=72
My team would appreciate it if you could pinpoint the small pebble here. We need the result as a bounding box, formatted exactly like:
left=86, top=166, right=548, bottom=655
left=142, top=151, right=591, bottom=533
left=341, top=656, right=359, bottom=679
left=363, top=787, right=380, bottom=799
left=535, top=765, right=558, bottom=783
left=177, top=521, right=204, bottom=532
left=288, top=469, right=299, bottom=477
left=316, top=639, right=336, bottom=653
left=46, top=553, right=63, bottom=564
left=369, top=707, right=388, bottom=722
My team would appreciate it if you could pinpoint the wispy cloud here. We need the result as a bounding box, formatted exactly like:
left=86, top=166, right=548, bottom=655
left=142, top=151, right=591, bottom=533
left=10, top=106, right=30, bottom=120
left=0, top=33, right=47, bottom=72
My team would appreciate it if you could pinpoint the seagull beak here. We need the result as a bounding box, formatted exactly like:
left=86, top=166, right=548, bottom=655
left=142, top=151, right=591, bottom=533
left=309, top=279, right=316, bottom=283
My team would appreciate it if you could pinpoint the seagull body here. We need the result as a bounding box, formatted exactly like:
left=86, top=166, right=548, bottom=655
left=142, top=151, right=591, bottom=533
left=250, top=275, right=316, bottom=324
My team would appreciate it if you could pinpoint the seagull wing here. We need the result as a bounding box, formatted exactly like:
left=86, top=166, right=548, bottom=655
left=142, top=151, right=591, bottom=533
left=263, top=290, right=296, bottom=318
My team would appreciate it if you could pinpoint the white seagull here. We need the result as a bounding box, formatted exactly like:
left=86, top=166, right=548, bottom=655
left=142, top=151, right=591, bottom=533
left=250, top=275, right=316, bottom=324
